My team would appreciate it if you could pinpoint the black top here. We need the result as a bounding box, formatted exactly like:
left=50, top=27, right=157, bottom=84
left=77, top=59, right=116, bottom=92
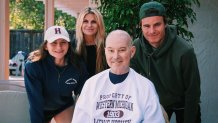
left=86, top=45, right=96, bottom=77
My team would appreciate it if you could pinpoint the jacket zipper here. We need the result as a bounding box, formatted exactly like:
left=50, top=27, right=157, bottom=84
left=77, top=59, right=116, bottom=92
left=56, top=67, right=67, bottom=83
left=147, top=55, right=151, bottom=77
left=147, top=52, right=154, bottom=78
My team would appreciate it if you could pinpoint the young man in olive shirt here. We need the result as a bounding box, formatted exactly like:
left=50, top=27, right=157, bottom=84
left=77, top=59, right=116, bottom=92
left=130, top=1, right=201, bottom=123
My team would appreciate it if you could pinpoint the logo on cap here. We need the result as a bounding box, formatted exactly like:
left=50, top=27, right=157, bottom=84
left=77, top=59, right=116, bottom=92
left=55, top=28, right=62, bottom=34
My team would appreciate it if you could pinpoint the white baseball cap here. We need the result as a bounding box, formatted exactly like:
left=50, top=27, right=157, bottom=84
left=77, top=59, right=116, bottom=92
left=44, top=26, right=70, bottom=43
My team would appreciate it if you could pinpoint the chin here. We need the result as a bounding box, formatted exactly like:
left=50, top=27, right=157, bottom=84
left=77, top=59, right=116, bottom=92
left=54, top=55, right=65, bottom=59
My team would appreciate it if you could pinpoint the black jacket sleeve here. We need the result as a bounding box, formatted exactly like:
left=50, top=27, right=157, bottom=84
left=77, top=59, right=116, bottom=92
left=181, top=49, right=201, bottom=123
left=24, top=62, right=44, bottom=123
left=74, top=61, right=89, bottom=96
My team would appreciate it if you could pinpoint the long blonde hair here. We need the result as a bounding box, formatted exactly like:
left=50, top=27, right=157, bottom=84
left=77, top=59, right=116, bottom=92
left=75, top=7, right=107, bottom=73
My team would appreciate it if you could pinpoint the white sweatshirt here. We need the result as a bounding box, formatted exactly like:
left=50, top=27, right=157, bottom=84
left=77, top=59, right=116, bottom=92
left=72, top=68, right=165, bottom=123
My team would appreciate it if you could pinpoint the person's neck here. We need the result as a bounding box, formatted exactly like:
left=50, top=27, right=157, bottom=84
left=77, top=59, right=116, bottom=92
left=110, top=67, right=129, bottom=75
left=54, top=58, right=66, bottom=67
left=84, top=35, right=95, bottom=46
left=150, top=39, right=164, bottom=48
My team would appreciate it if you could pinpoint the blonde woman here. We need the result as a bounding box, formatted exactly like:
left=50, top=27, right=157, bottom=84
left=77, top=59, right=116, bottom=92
left=75, top=7, right=108, bottom=77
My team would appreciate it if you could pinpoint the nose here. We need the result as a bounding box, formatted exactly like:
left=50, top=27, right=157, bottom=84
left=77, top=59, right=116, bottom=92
left=56, top=43, right=62, bottom=50
left=113, top=51, right=119, bottom=59
left=87, top=22, right=92, bottom=27
left=149, top=26, right=155, bottom=34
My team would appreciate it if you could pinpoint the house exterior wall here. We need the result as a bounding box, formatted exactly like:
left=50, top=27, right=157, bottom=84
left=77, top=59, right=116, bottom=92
left=191, top=0, right=218, bottom=122
left=171, top=0, right=218, bottom=122
left=168, top=0, right=218, bottom=123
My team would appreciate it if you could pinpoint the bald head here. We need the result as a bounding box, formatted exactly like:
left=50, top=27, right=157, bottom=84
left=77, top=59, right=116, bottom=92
left=105, top=30, right=132, bottom=47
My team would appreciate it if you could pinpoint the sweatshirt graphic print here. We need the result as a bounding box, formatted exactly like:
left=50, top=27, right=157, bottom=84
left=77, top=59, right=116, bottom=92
left=72, top=69, right=165, bottom=123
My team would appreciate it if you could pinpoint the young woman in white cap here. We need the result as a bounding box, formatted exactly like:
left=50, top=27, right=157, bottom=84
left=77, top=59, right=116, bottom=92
left=24, top=26, right=88, bottom=123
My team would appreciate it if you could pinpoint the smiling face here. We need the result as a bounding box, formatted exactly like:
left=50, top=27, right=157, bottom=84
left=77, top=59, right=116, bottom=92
left=105, top=30, right=135, bottom=74
left=141, top=16, right=166, bottom=48
left=82, top=13, right=98, bottom=37
left=45, top=38, right=69, bottom=63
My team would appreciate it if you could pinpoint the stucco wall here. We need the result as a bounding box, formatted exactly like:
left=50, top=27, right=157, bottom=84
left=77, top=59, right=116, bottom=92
left=191, top=0, right=218, bottom=122
left=170, top=0, right=218, bottom=122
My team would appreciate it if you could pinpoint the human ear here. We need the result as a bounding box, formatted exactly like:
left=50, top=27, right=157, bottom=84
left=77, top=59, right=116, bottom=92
left=130, top=46, right=136, bottom=58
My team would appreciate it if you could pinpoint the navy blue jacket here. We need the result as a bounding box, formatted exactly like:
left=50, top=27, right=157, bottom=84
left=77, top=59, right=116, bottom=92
left=24, top=55, right=88, bottom=123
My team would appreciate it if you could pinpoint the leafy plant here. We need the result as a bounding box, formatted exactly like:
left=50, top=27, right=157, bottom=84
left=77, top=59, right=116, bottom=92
left=10, top=0, right=76, bottom=30
left=95, top=0, right=200, bottom=41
